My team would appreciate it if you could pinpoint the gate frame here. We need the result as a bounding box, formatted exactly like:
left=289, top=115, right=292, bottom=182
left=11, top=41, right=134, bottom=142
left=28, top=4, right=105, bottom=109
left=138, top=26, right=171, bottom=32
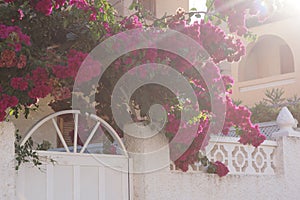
left=18, top=110, right=132, bottom=200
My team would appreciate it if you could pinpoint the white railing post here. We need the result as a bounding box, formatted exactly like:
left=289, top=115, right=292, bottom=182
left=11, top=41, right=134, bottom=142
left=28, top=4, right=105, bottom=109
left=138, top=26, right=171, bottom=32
left=272, top=107, right=300, bottom=138
left=0, top=122, right=16, bottom=200
left=270, top=107, right=300, bottom=198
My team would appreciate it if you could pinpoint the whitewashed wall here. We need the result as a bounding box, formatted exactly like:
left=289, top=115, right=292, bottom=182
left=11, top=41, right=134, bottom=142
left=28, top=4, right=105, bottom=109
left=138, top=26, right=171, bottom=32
left=124, top=107, right=300, bottom=200
left=132, top=136, right=300, bottom=200
left=2, top=107, right=300, bottom=200
left=0, top=122, right=16, bottom=200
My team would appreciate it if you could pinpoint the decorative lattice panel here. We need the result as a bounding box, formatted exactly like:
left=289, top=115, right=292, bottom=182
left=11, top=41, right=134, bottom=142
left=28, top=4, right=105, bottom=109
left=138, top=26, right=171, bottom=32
left=170, top=137, right=277, bottom=175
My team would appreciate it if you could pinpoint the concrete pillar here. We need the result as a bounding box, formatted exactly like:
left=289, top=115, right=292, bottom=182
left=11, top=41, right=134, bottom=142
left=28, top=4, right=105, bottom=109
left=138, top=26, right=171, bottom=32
left=272, top=107, right=300, bottom=199
left=123, top=122, right=170, bottom=200
left=0, top=122, right=16, bottom=200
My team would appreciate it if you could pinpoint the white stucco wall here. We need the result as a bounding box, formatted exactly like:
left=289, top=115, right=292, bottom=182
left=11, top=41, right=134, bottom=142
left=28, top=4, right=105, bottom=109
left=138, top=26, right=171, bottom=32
left=2, top=109, right=300, bottom=200
left=122, top=116, right=300, bottom=200
left=127, top=136, right=300, bottom=200
left=0, top=122, right=16, bottom=200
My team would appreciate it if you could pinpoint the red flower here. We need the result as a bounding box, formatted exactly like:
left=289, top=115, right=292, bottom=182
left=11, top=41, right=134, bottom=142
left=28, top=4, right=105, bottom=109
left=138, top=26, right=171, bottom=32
left=10, top=77, right=28, bottom=91
left=55, top=0, right=66, bottom=9
left=28, top=67, right=49, bottom=85
left=1, top=49, right=16, bottom=67
left=28, top=84, right=52, bottom=99
left=35, top=0, right=53, bottom=16
left=17, top=54, right=27, bottom=69
left=18, top=9, right=24, bottom=20
left=89, top=13, right=97, bottom=21
left=0, top=94, right=19, bottom=112
left=122, top=15, right=143, bottom=30
left=214, top=161, right=229, bottom=177
left=52, top=65, right=69, bottom=78
left=0, top=111, right=6, bottom=121
left=9, top=96, right=18, bottom=107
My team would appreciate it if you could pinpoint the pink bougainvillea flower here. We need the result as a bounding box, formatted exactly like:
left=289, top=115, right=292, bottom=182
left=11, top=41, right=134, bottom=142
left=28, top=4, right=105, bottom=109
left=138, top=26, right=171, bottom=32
left=1, top=49, right=17, bottom=67
left=214, top=161, right=229, bottom=177
left=55, top=0, right=66, bottom=9
left=17, top=54, right=27, bottom=69
left=0, top=94, right=19, bottom=110
left=122, top=15, right=143, bottom=30
left=10, top=77, right=28, bottom=91
left=9, top=96, right=19, bottom=107
left=89, top=13, right=97, bottom=21
left=14, top=43, right=22, bottom=52
left=18, top=9, right=24, bottom=20
left=69, top=0, right=89, bottom=10
left=28, top=84, right=52, bottom=99
left=1, top=49, right=15, bottom=63
left=35, top=0, right=53, bottom=16
left=0, top=111, right=6, bottom=122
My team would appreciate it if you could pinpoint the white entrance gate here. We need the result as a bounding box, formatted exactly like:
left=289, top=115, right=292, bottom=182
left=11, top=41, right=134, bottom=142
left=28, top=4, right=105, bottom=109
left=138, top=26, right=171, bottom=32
left=16, top=110, right=131, bottom=200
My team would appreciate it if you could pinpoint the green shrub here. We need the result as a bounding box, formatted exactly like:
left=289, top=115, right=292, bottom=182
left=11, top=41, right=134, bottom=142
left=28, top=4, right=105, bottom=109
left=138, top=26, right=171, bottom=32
left=249, top=88, right=300, bottom=124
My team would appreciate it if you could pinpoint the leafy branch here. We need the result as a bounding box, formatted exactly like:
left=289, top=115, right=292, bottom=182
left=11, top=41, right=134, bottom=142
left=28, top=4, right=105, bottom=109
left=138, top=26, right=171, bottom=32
left=15, top=130, right=55, bottom=170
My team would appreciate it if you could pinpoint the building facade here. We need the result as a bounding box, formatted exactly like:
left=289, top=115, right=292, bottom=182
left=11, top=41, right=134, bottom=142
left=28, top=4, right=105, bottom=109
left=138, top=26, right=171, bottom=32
left=231, top=15, right=300, bottom=106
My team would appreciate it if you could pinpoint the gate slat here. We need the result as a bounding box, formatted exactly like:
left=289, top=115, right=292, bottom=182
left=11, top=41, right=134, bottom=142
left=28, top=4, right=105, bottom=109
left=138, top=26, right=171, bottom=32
left=73, top=166, right=80, bottom=200
left=47, top=165, right=54, bottom=200
left=99, top=166, right=106, bottom=200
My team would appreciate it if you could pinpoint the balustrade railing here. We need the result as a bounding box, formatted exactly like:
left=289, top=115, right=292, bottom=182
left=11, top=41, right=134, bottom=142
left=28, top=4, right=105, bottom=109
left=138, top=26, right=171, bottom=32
left=170, top=136, right=277, bottom=175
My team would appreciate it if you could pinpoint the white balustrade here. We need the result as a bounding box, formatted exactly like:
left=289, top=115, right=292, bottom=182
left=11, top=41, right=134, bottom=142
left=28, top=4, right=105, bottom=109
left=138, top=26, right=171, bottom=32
left=170, top=136, right=277, bottom=175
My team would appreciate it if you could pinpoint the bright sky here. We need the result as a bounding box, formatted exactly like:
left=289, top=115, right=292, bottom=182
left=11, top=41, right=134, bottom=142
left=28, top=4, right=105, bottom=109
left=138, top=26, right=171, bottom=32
left=188, top=0, right=300, bottom=13
left=188, top=0, right=207, bottom=22
left=189, top=0, right=207, bottom=12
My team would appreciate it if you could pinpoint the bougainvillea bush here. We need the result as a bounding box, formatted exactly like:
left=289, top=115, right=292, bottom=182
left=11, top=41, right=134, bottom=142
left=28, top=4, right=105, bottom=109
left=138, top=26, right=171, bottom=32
left=0, top=0, right=116, bottom=119
left=0, top=0, right=277, bottom=176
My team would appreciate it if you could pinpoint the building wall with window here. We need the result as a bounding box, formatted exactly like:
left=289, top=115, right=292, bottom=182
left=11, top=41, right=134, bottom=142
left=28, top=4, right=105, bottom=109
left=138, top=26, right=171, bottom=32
left=230, top=16, right=300, bottom=106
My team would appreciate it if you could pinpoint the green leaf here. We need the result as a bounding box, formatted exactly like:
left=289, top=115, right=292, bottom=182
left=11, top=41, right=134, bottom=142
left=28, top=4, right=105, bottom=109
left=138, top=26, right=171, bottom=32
left=204, top=14, right=209, bottom=22
left=243, top=31, right=257, bottom=42
left=206, top=0, right=215, bottom=10
left=129, top=2, right=138, bottom=10
left=189, top=12, right=194, bottom=18
left=195, top=14, right=201, bottom=18
left=8, top=109, right=15, bottom=116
